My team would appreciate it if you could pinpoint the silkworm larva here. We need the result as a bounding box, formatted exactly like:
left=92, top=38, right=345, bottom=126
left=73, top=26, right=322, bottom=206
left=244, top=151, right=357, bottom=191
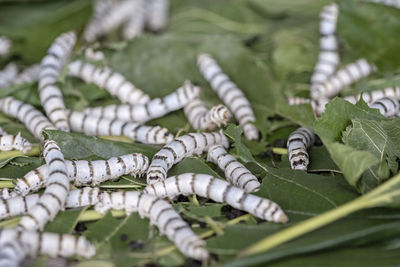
left=0, top=240, right=28, bottom=267
left=84, top=47, right=105, bottom=62
left=66, top=110, right=173, bottom=145
left=365, top=0, right=400, bottom=8
left=83, top=80, right=200, bottom=123
left=311, top=59, right=377, bottom=99
left=146, top=131, right=229, bottom=184
left=0, top=36, right=11, bottom=57
left=146, top=0, right=170, bottom=32
left=319, top=3, right=338, bottom=36
left=68, top=60, right=150, bottom=104
left=343, top=86, right=400, bottom=105
left=83, top=0, right=118, bottom=42
left=0, top=132, right=32, bottom=153
left=18, top=140, right=69, bottom=231
left=0, top=62, right=18, bottom=88
left=184, top=97, right=232, bottom=131
left=15, top=153, right=149, bottom=195
left=311, top=39, right=339, bottom=85
left=369, top=97, right=400, bottom=117
left=287, top=97, right=312, bottom=106
left=38, top=31, right=76, bottom=132
left=207, top=145, right=260, bottom=192
left=0, top=228, right=95, bottom=258
left=0, top=188, right=18, bottom=200
left=0, top=96, right=56, bottom=141
left=95, top=190, right=209, bottom=260
left=122, top=0, right=146, bottom=39
left=144, top=173, right=288, bottom=223
left=197, top=53, right=259, bottom=140
left=287, top=127, right=315, bottom=171
left=12, top=64, right=41, bottom=86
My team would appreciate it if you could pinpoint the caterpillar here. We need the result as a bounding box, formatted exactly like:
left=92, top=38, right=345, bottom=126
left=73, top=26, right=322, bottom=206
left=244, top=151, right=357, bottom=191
left=68, top=60, right=150, bottom=104
left=84, top=47, right=105, bottom=62
left=319, top=3, right=338, bottom=36
left=146, top=0, right=170, bottom=32
left=122, top=0, right=146, bottom=40
left=18, top=140, right=69, bottom=231
left=0, top=36, right=11, bottom=57
left=144, top=173, right=288, bottom=223
left=0, top=131, right=32, bottom=154
left=287, top=96, right=312, bottom=106
left=15, top=153, right=149, bottom=195
left=310, top=58, right=377, bottom=99
left=0, top=228, right=95, bottom=258
left=0, top=96, right=57, bottom=141
left=12, top=64, right=41, bottom=86
left=0, top=240, right=28, bottom=267
left=197, top=53, right=259, bottom=140
left=83, top=81, right=200, bottom=123
left=206, top=145, right=260, bottom=192
left=365, top=0, right=400, bottom=8
left=311, top=38, right=339, bottom=85
left=146, top=131, right=229, bottom=184
left=0, top=62, right=18, bottom=88
left=0, top=188, right=18, bottom=200
left=38, top=31, right=76, bottom=132
left=66, top=110, right=173, bottom=145
left=95, top=190, right=209, bottom=260
left=287, top=127, right=316, bottom=171
left=183, top=98, right=232, bottom=131
left=369, top=97, right=400, bottom=117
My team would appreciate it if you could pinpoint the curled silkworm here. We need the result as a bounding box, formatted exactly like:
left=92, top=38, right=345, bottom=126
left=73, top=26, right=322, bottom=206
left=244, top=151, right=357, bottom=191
left=83, top=81, right=200, bottom=123
left=0, top=240, right=28, bottom=267
left=287, top=127, right=315, bottom=171
left=122, top=0, right=146, bottom=39
left=0, top=228, right=95, bottom=258
left=0, top=36, right=11, bottom=57
left=15, top=153, right=149, bottom=195
left=369, top=97, right=400, bottom=117
left=18, top=140, right=69, bottom=231
left=0, top=96, right=56, bottom=141
left=197, top=53, right=259, bottom=140
left=319, top=3, right=338, bottom=36
left=84, top=47, right=105, bottom=62
left=146, top=0, right=170, bottom=32
left=207, top=145, right=260, bottom=192
left=66, top=110, right=173, bottom=145
left=68, top=60, right=150, bottom=104
left=0, top=62, right=18, bottom=88
left=0, top=132, right=32, bottom=153
left=146, top=131, right=229, bottom=184
left=39, top=31, right=76, bottom=132
left=311, top=59, right=377, bottom=99
left=12, top=64, right=41, bottom=86
left=184, top=98, right=232, bottom=131
left=95, top=190, right=209, bottom=260
left=144, top=173, right=288, bottom=223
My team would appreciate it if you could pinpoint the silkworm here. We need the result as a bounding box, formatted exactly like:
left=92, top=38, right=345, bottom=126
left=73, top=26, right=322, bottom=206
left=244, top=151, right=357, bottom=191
left=207, top=145, right=260, bottom=192
left=0, top=62, right=18, bottom=88
left=311, top=40, right=339, bottom=85
left=66, top=110, right=173, bottom=145
left=83, top=0, right=118, bottom=42
left=144, top=173, right=288, bottom=223
left=84, top=47, right=105, bottom=62
left=287, top=127, right=315, bottom=171
left=18, top=140, right=69, bottom=231
left=83, top=81, right=200, bottom=123
left=0, top=36, right=11, bottom=57
left=0, top=240, right=28, bottom=267
left=68, top=60, right=150, bottom=104
left=197, top=53, right=259, bottom=140
left=0, top=132, right=32, bottom=153
left=146, top=131, right=229, bottom=184
left=15, top=153, right=149, bottom=195
left=369, top=97, right=400, bottom=117
left=343, top=86, right=400, bottom=105
left=184, top=98, right=232, bottom=131
left=146, top=0, right=170, bottom=32
left=365, top=0, right=400, bottom=8
left=0, top=96, right=56, bottom=141
left=0, top=188, right=17, bottom=200
left=0, top=228, right=95, bottom=258
left=319, top=3, right=338, bottom=36
left=310, top=58, right=377, bottom=99
left=287, top=96, right=312, bottom=106
left=12, top=64, right=41, bottom=86
left=38, top=31, right=76, bottom=132
left=122, top=0, right=146, bottom=39
left=95, top=190, right=209, bottom=260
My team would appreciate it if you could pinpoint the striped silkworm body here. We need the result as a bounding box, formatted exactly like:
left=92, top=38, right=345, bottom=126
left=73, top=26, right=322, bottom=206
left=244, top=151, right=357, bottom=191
left=68, top=60, right=150, bottom=104
left=146, top=0, right=170, bottom=32
left=15, top=153, right=149, bottom=195
left=18, top=140, right=69, bottom=231
left=66, top=110, right=173, bottom=145
left=122, top=0, right=146, bottom=39
left=366, top=0, right=400, bottom=8
left=95, top=190, right=209, bottom=260
left=38, top=31, right=76, bottom=132
left=287, top=127, right=315, bottom=171
left=0, top=228, right=95, bottom=258
left=0, top=62, right=18, bottom=88
left=0, top=96, right=56, bottom=141
left=0, top=240, right=28, bottom=267
left=343, top=86, right=400, bottom=105
left=144, top=173, right=288, bottom=223
left=197, top=54, right=259, bottom=140
left=0, top=132, right=32, bottom=153
left=83, top=0, right=118, bottom=42
left=0, top=36, right=11, bottom=57
left=287, top=96, right=312, bottom=106
left=83, top=81, right=200, bottom=123
left=207, top=145, right=260, bottom=192
left=369, top=97, right=400, bottom=117
left=0, top=188, right=18, bottom=200
left=319, top=3, right=338, bottom=36
left=184, top=98, right=232, bottom=131
left=146, top=131, right=229, bottom=184
left=12, top=64, right=41, bottom=86
left=310, top=58, right=377, bottom=99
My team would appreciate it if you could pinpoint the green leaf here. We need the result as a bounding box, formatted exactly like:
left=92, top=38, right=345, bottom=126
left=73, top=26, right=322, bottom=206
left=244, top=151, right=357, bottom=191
left=45, top=207, right=86, bottom=234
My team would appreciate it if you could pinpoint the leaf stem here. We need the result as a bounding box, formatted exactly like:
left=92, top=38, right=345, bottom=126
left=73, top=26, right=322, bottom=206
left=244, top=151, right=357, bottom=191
left=0, top=180, right=15, bottom=188
left=78, top=210, right=125, bottom=222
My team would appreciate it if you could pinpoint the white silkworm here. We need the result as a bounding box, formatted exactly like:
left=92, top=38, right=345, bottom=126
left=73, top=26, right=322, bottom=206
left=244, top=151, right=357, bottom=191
left=287, top=127, right=315, bottom=171
left=12, top=64, right=41, bottom=86
left=0, top=62, right=18, bottom=88
left=365, top=0, right=400, bottom=8
left=95, top=190, right=209, bottom=260
left=0, top=240, right=28, bottom=267
left=0, top=96, right=56, bottom=141
left=184, top=98, right=232, bottom=131
left=83, top=81, right=200, bottom=123
left=311, top=58, right=377, bottom=99
left=146, top=0, right=170, bottom=32
left=68, top=60, right=150, bottom=104
left=15, top=153, right=149, bottom=195
left=66, top=110, right=173, bottom=145
left=0, top=188, right=17, bottom=200
left=38, top=31, right=76, bottom=132
left=146, top=131, right=229, bottom=184
left=144, top=173, right=288, bottom=223
left=311, top=39, right=339, bottom=85
left=319, top=3, right=338, bottom=36
left=18, top=140, right=69, bottom=231
left=207, top=145, right=260, bottom=193
left=122, top=0, right=146, bottom=39
left=369, top=97, right=400, bottom=117
left=197, top=53, right=259, bottom=140
left=84, top=47, right=105, bottom=62
left=343, top=86, right=400, bottom=104
left=0, top=36, right=11, bottom=57
left=0, top=132, right=32, bottom=153
left=0, top=228, right=95, bottom=258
